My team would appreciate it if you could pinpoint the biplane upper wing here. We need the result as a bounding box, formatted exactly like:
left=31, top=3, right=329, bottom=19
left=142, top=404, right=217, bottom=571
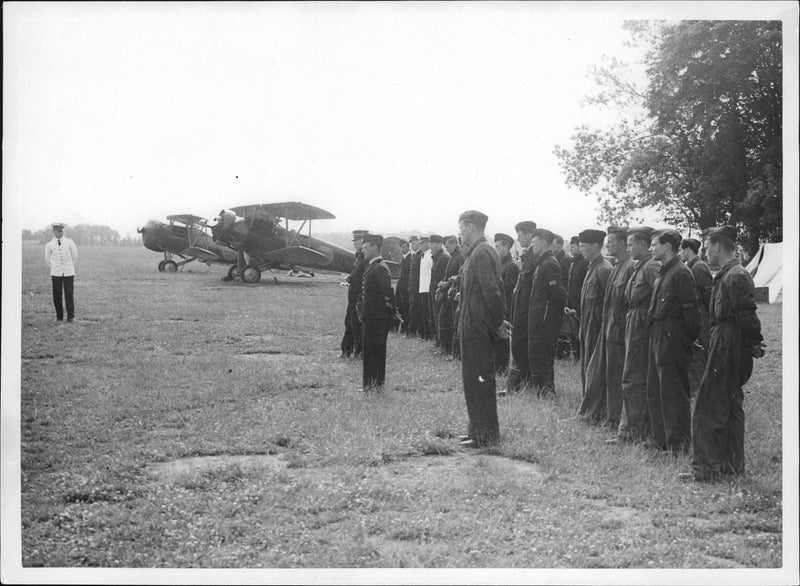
left=183, top=247, right=223, bottom=262
left=167, top=214, right=208, bottom=226
left=263, top=246, right=332, bottom=267
left=230, top=202, right=336, bottom=222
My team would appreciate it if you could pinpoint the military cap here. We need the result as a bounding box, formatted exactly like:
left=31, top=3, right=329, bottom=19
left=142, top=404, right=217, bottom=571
left=362, top=233, right=384, bottom=247
left=705, top=225, right=737, bottom=242
left=408, top=235, right=419, bottom=242
left=398, top=238, right=409, bottom=247
left=680, top=237, right=701, bottom=253
left=419, top=236, right=430, bottom=243
left=444, top=234, right=457, bottom=244
left=578, top=229, right=606, bottom=245
left=570, top=236, right=580, bottom=245
left=52, top=223, right=65, bottom=230
left=532, top=228, right=555, bottom=243
left=607, top=225, right=629, bottom=237
left=494, top=233, right=515, bottom=248
left=514, top=220, right=537, bottom=234
left=429, top=234, right=443, bottom=244
left=458, top=209, right=489, bottom=227
left=626, top=226, right=654, bottom=240
left=352, top=229, right=369, bottom=241
left=652, top=229, right=682, bottom=249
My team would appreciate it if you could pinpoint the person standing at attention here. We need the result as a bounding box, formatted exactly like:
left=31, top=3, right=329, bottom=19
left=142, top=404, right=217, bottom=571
left=44, top=223, right=78, bottom=323
left=359, top=234, right=395, bottom=391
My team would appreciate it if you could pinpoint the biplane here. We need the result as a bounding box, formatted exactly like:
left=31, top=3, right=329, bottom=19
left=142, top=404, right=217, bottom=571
left=212, top=201, right=358, bottom=283
left=138, top=214, right=238, bottom=273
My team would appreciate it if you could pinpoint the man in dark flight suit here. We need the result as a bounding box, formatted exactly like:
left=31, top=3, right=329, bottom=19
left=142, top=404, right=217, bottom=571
left=647, top=229, right=701, bottom=453
left=526, top=228, right=567, bottom=395
left=602, top=226, right=636, bottom=428
left=359, top=234, right=396, bottom=390
left=494, top=233, right=519, bottom=376
left=428, top=234, right=450, bottom=350
left=456, top=210, right=510, bottom=447
left=576, top=229, right=613, bottom=424
left=395, top=239, right=412, bottom=334
left=683, top=226, right=764, bottom=481
left=551, top=234, right=572, bottom=289
left=406, top=236, right=422, bottom=338
left=506, top=221, right=537, bottom=392
left=341, top=230, right=369, bottom=358
left=566, top=236, right=588, bottom=359
left=679, top=237, right=713, bottom=398
left=436, top=235, right=463, bottom=356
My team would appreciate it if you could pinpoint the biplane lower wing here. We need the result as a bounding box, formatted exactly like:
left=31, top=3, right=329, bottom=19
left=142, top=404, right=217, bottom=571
left=183, top=247, right=223, bottom=262
left=264, top=245, right=332, bottom=267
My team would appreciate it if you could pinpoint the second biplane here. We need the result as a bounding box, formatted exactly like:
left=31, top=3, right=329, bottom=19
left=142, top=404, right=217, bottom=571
left=138, top=214, right=238, bottom=272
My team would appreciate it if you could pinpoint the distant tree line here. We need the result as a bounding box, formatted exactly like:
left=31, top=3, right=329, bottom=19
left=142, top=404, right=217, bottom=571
left=23, top=224, right=143, bottom=246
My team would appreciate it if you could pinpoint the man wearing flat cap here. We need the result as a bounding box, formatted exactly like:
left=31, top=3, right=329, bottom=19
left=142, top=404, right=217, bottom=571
left=436, top=235, right=463, bottom=357
left=406, top=236, right=422, bottom=338
left=576, top=229, right=613, bottom=424
left=526, top=228, right=567, bottom=395
left=679, top=237, right=713, bottom=398
left=647, top=229, right=701, bottom=452
left=341, top=230, right=369, bottom=358
left=428, top=235, right=450, bottom=350
left=566, top=236, right=589, bottom=357
left=359, top=234, right=396, bottom=390
left=395, top=239, right=412, bottom=334
left=600, top=226, right=635, bottom=428
left=684, top=226, right=764, bottom=482
left=44, top=223, right=78, bottom=322
left=493, top=233, right=519, bottom=375
left=506, top=221, right=537, bottom=392
left=456, top=210, right=510, bottom=447
left=611, top=227, right=660, bottom=443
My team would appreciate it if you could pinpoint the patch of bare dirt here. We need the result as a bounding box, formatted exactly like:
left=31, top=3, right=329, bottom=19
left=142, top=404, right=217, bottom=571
left=149, top=454, right=287, bottom=481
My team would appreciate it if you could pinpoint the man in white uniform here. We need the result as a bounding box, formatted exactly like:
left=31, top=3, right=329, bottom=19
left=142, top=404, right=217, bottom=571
left=44, top=223, right=78, bottom=322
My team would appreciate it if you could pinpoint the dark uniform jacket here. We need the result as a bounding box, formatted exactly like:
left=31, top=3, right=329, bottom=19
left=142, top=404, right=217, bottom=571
left=580, top=254, right=613, bottom=345
left=688, top=256, right=713, bottom=347
left=555, top=249, right=572, bottom=289
left=458, top=237, right=506, bottom=338
left=511, top=247, right=535, bottom=329
left=624, top=255, right=660, bottom=339
left=396, top=252, right=412, bottom=294
left=603, top=255, right=636, bottom=343
left=347, top=250, right=366, bottom=305
left=648, top=256, right=702, bottom=351
left=430, top=248, right=451, bottom=297
left=361, top=257, right=395, bottom=320
left=499, top=253, right=520, bottom=322
left=407, top=250, right=422, bottom=294
left=528, top=250, right=566, bottom=332
left=568, top=252, right=589, bottom=313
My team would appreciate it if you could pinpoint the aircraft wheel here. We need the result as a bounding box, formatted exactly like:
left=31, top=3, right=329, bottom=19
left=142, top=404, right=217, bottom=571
left=241, top=264, right=261, bottom=284
left=163, top=260, right=179, bottom=273
left=158, top=260, right=166, bottom=272
left=224, top=265, right=238, bottom=281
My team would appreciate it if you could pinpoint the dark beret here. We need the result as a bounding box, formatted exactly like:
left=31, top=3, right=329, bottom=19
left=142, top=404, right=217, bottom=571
left=419, top=236, right=430, bottom=243
left=680, top=238, right=701, bottom=253
left=626, top=226, right=654, bottom=240
left=458, top=210, right=489, bottom=227
left=515, top=221, right=537, bottom=234
left=398, top=239, right=408, bottom=247
left=532, top=228, right=555, bottom=243
left=705, top=225, right=738, bottom=242
left=578, top=229, right=606, bottom=245
left=429, top=234, right=443, bottom=244
left=607, top=225, right=629, bottom=237
left=362, top=234, right=384, bottom=247
left=570, top=236, right=580, bottom=245
left=494, top=233, right=515, bottom=248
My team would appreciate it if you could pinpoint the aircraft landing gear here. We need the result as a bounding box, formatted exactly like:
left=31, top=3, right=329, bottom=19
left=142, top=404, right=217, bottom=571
left=241, top=264, right=261, bottom=284
left=163, top=260, right=178, bottom=273
left=222, top=265, right=238, bottom=282
left=158, top=260, right=166, bottom=272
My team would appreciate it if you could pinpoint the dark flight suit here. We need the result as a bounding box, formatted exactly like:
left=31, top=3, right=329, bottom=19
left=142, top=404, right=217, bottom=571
left=603, top=255, right=635, bottom=427
left=508, top=248, right=534, bottom=391
left=687, top=256, right=713, bottom=398
left=360, top=257, right=395, bottom=388
left=567, top=252, right=589, bottom=358
left=341, top=249, right=366, bottom=357
left=395, top=252, right=413, bottom=334
left=618, top=255, right=659, bottom=441
left=691, top=259, right=762, bottom=479
left=577, top=254, right=613, bottom=423
left=495, top=252, right=520, bottom=375
left=406, top=250, right=423, bottom=337
left=458, top=236, right=506, bottom=445
left=527, top=250, right=566, bottom=394
left=647, top=256, right=701, bottom=451
left=437, top=247, right=464, bottom=355
left=555, top=249, right=572, bottom=290
left=429, top=248, right=451, bottom=347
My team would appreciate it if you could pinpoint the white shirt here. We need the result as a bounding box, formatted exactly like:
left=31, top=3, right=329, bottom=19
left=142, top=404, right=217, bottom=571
left=44, top=236, right=78, bottom=277
left=419, top=249, right=433, bottom=292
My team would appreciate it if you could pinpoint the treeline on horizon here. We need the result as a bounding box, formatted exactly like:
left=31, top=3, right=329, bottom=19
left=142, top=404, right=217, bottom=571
left=23, top=225, right=142, bottom=247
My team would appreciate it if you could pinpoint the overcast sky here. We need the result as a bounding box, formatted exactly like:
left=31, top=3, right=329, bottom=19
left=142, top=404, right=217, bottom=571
left=3, top=2, right=796, bottom=241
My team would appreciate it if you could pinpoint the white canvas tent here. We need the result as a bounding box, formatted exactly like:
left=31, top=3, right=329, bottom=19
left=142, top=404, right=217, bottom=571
left=745, top=242, right=783, bottom=303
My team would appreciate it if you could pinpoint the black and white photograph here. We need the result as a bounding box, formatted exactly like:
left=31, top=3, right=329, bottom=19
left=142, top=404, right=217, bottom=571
left=2, top=2, right=797, bottom=584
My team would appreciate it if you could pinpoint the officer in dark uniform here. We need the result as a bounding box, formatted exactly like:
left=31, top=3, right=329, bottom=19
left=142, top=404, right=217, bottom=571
left=428, top=234, right=450, bottom=349
left=507, top=220, right=537, bottom=392
left=341, top=230, right=369, bottom=358
left=406, top=236, right=422, bottom=337
left=577, top=229, right=613, bottom=424
left=440, top=236, right=464, bottom=358
left=551, top=234, right=572, bottom=289
left=566, top=236, right=589, bottom=358
left=395, top=239, right=412, bottom=334
left=359, top=234, right=396, bottom=390
left=685, top=226, right=764, bottom=481
left=456, top=210, right=510, bottom=447
left=493, top=233, right=519, bottom=375
left=680, top=237, right=713, bottom=398
left=647, top=229, right=701, bottom=452
left=526, top=228, right=567, bottom=395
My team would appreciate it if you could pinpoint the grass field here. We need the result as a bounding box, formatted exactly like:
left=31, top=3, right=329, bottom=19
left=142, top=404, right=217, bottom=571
left=13, top=244, right=789, bottom=573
